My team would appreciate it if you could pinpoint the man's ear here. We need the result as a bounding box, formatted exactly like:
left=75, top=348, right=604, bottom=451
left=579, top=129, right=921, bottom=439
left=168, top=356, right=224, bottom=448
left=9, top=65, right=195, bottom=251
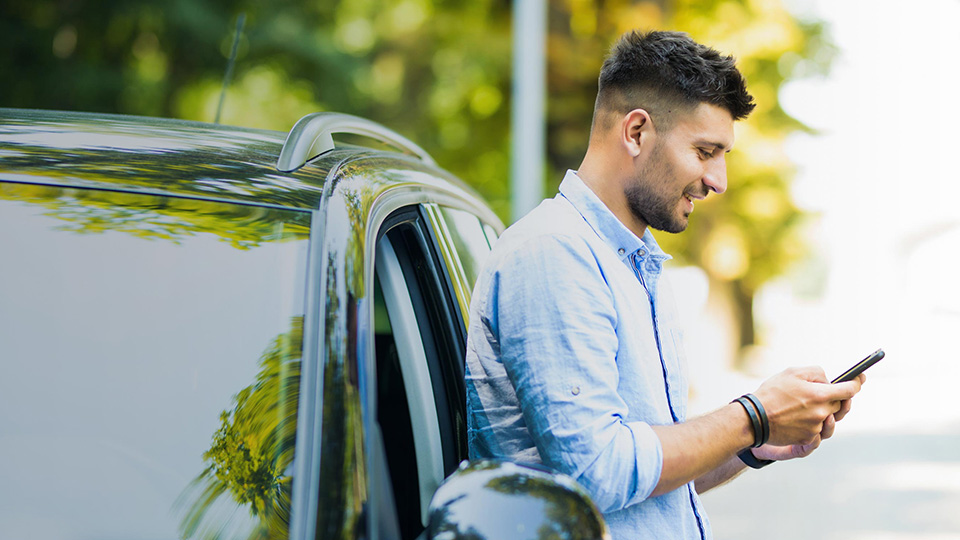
left=621, top=108, right=653, bottom=158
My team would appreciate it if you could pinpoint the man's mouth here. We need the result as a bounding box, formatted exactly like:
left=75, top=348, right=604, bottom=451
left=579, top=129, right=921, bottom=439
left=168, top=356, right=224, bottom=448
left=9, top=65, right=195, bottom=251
left=683, top=189, right=707, bottom=212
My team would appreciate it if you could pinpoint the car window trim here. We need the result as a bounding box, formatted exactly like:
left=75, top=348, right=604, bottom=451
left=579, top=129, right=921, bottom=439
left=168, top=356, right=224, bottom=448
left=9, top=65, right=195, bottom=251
left=422, top=203, right=473, bottom=324
left=377, top=208, right=467, bottom=468
left=374, top=234, right=445, bottom=527
left=289, top=207, right=325, bottom=540
left=412, top=207, right=470, bottom=463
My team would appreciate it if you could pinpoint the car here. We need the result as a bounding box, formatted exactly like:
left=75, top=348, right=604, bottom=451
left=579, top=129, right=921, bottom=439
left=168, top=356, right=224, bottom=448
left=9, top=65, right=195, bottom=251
left=0, top=108, right=608, bottom=540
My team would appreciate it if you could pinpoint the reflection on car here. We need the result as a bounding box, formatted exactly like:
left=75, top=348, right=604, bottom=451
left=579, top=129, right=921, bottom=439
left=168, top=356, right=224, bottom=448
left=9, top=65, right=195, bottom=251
left=0, top=109, right=608, bottom=540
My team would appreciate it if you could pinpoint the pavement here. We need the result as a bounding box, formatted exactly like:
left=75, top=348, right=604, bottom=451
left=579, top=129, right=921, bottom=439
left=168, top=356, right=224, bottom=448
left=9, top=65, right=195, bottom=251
left=696, top=368, right=960, bottom=540
left=701, top=431, right=960, bottom=540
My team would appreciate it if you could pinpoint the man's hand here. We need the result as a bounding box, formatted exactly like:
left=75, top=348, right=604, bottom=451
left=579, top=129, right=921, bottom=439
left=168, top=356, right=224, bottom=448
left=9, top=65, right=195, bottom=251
left=752, top=367, right=863, bottom=447
left=662, top=370, right=864, bottom=496
left=751, top=371, right=865, bottom=461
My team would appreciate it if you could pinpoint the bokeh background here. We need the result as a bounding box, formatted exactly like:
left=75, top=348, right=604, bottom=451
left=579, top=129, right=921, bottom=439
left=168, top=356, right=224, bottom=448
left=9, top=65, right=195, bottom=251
left=3, top=0, right=957, bottom=538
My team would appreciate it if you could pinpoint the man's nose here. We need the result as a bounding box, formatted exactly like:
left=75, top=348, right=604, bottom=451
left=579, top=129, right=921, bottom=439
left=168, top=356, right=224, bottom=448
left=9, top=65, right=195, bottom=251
left=703, top=158, right=727, bottom=194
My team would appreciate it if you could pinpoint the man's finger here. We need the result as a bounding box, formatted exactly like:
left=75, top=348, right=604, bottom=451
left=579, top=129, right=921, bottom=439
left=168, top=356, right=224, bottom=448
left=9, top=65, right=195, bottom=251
left=829, top=379, right=862, bottom=400
left=796, top=366, right=828, bottom=383
left=820, top=414, right=837, bottom=440
left=834, top=398, right=853, bottom=422
left=795, top=435, right=822, bottom=458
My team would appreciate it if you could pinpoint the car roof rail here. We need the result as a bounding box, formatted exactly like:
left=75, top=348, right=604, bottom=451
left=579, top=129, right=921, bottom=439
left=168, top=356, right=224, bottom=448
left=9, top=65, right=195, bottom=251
left=276, top=112, right=437, bottom=172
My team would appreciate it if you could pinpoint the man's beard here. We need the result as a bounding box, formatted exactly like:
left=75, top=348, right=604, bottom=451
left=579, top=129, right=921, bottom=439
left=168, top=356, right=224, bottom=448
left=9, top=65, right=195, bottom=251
left=624, top=139, right=692, bottom=234
left=624, top=180, right=688, bottom=233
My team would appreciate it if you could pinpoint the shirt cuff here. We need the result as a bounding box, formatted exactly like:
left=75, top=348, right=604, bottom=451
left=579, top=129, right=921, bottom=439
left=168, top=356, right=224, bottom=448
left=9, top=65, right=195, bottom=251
left=573, top=420, right=663, bottom=513
left=629, top=420, right=663, bottom=502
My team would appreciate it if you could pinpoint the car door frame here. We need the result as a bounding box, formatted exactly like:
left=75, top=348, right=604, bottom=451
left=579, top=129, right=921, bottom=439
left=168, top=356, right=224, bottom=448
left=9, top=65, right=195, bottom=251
left=288, top=155, right=503, bottom=540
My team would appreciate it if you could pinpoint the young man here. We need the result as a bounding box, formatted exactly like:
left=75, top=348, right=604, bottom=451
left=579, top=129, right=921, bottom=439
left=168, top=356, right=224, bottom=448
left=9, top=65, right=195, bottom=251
left=465, top=31, right=864, bottom=539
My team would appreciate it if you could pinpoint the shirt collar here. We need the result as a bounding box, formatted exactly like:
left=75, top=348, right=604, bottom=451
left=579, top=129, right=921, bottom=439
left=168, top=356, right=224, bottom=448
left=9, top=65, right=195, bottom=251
left=558, top=169, right=672, bottom=263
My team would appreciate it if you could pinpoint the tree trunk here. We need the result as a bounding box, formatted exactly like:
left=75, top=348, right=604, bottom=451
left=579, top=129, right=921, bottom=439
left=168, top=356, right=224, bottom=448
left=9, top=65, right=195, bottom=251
left=730, top=280, right=756, bottom=370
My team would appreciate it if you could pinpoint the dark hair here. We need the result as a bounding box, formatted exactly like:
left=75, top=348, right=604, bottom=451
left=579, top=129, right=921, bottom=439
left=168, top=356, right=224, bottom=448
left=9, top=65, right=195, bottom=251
left=595, top=30, right=755, bottom=130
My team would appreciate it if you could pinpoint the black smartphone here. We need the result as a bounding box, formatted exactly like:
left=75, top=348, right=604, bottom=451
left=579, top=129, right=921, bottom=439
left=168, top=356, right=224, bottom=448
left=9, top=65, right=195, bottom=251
left=831, top=349, right=885, bottom=383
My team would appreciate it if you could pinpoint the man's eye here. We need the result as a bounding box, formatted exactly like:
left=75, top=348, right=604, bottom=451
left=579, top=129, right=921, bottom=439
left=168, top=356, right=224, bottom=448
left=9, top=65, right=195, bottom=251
left=698, top=148, right=714, bottom=159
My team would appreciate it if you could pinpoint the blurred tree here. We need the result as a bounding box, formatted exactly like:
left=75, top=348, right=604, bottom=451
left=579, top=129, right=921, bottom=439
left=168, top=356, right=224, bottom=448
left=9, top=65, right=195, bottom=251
left=179, top=317, right=303, bottom=540
left=546, top=0, right=833, bottom=361
left=0, top=0, right=831, bottom=360
left=0, top=0, right=514, bottom=216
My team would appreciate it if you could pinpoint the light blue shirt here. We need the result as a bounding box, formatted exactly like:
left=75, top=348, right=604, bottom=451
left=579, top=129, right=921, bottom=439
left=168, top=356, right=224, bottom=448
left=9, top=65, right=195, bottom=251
left=465, top=170, right=711, bottom=539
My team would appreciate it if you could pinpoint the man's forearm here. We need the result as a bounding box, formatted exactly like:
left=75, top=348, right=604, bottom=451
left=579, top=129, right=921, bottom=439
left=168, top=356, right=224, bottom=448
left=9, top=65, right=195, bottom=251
left=650, top=369, right=863, bottom=497
left=694, top=455, right=747, bottom=494
left=649, top=402, right=753, bottom=496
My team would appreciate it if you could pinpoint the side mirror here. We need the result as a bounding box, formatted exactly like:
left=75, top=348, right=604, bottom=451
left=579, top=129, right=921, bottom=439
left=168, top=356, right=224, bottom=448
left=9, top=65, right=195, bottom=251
left=426, top=460, right=609, bottom=540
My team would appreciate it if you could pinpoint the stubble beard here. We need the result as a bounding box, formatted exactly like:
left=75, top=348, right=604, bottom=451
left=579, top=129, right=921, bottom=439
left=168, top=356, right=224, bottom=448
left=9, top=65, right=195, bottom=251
left=624, top=153, right=689, bottom=234
left=625, top=182, right=688, bottom=234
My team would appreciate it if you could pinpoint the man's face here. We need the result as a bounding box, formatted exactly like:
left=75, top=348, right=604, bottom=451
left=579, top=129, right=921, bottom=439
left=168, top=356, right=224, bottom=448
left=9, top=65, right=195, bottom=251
left=625, top=103, right=735, bottom=233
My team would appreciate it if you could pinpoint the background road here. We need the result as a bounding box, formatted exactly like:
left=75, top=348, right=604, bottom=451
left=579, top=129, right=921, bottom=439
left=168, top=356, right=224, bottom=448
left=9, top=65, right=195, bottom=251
left=702, top=432, right=960, bottom=540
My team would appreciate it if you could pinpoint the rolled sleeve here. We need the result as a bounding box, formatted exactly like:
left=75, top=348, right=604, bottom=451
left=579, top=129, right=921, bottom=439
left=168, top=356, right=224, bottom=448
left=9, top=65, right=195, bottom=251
left=493, top=234, right=663, bottom=512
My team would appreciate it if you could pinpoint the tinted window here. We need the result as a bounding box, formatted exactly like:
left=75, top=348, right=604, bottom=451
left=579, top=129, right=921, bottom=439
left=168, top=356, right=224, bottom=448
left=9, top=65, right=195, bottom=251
left=436, top=206, right=492, bottom=291
left=0, top=183, right=309, bottom=540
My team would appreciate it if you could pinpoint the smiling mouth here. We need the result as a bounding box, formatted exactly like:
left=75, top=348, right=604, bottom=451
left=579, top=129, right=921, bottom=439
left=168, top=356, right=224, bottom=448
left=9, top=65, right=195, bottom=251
left=683, top=190, right=707, bottom=212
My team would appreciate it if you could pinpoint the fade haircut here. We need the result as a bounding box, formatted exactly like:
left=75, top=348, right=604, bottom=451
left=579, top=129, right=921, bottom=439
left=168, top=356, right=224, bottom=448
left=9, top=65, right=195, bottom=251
left=593, top=30, right=755, bottom=133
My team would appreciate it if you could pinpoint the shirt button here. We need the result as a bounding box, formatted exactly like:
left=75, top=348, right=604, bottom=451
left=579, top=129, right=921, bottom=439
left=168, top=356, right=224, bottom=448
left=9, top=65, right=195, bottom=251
left=639, top=249, right=646, bottom=257
left=571, top=386, right=581, bottom=396
left=617, top=248, right=625, bottom=256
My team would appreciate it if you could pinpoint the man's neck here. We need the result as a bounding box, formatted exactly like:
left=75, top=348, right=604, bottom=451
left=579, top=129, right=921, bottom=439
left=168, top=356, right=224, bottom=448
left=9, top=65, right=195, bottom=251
left=574, top=165, right=649, bottom=240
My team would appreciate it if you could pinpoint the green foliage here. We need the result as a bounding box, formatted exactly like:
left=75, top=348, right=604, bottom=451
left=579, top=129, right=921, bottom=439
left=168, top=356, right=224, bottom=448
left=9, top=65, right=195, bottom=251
left=1, top=0, right=832, bottom=349
left=205, top=410, right=282, bottom=515
left=0, top=182, right=311, bottom=250
left=178, top=317, right=302, bottom=540
left=1, top=0, right=514, bottom=218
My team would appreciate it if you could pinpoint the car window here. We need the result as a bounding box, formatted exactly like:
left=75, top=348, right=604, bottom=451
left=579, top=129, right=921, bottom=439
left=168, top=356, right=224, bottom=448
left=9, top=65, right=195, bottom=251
left=368, top=206, right=474, bottom=540
left=435, top=205, right=493, bottom=290
left=423, top=204, right=494, bottom=324
left=0, top=183, right=310, bottom=540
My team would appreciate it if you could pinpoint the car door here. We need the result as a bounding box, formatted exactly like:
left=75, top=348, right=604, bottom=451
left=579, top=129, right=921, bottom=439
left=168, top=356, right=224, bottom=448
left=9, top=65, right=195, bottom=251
left=366, top=200, right=498, bottom=540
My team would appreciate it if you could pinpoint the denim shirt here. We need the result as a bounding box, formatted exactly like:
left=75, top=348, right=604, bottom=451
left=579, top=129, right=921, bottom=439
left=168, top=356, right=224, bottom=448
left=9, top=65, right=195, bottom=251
left=465, top=170, right=711, bottom=540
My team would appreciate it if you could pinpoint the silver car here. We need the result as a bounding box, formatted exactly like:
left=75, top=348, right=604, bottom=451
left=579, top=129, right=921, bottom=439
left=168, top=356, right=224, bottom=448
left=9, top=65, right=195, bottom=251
left=0, top=109, right=607, bottom=540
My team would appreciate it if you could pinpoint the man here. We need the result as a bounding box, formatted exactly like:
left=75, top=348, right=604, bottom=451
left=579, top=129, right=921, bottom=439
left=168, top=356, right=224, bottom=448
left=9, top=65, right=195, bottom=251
left=464, top=30, right=864, bottom=539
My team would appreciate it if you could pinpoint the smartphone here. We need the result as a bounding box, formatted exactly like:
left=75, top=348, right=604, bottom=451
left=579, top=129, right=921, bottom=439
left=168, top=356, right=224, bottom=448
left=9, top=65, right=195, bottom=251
left=831, top=349, right=885, bottom=383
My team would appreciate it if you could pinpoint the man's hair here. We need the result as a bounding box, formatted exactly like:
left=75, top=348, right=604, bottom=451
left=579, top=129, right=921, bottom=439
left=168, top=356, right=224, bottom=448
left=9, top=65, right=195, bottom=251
left=594, top=30, right=755, bottom=132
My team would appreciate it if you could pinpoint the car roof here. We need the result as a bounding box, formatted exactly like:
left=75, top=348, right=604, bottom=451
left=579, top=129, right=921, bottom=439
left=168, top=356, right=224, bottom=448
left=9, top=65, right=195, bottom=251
left=0, top=108, right=487, bottom=216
